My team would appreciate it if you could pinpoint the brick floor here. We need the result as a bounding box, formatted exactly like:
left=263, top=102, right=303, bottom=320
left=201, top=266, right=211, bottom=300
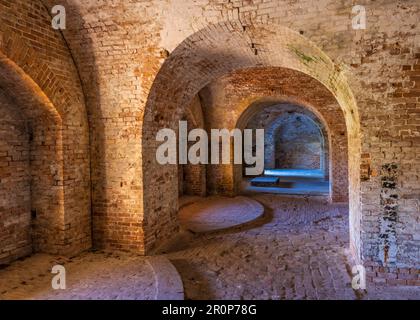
left=166, top=194, right=420, bottom=300
left=0, top=195, right=419, bottom=300
left=0, top=252, right=156, bottom=300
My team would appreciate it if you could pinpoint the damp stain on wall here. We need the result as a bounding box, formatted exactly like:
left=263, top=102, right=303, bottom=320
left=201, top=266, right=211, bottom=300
left=378, top=163, right=399, bottom=265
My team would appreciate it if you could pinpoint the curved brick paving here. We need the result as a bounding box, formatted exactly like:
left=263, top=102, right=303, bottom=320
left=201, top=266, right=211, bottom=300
left=148, top=256, right=184, bottom=300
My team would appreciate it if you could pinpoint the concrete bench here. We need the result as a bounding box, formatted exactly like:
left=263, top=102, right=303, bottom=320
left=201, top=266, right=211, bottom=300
left=251, top=176, right=280, bottom=187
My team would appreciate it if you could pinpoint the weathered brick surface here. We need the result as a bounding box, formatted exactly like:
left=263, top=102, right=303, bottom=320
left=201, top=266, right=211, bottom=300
left=0, top=0, right=91, bottom=260
left=248, top=105, right=330, bottom=177
left=200, top=68, right=348, bottom=202
left=179, top=96, right=207, bottom=197
left=268, top=115, right=323, bottom=170
left=0, top=0, right=418, bottom=285
left=0, top=92, right=31, bottom=264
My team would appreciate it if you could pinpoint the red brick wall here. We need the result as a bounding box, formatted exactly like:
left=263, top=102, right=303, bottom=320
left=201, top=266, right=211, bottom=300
left=365, top=262, right=420, bottom=286
left=0, top=92, right=32, bottom=264
left=13, top=0, right=416, bottom=282
left=180, top=96, right=207, bottom=197
left=0, top=0, right=91, bottom=258
left=246, top=105, right=329, bottom=174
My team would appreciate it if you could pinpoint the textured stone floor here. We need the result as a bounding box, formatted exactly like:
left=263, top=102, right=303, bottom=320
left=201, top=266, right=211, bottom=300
left=1, top=195, right=419, bottom=300
left=0, top=251, right=156, bottom=300
left=166, top=194, right=420, bottom=300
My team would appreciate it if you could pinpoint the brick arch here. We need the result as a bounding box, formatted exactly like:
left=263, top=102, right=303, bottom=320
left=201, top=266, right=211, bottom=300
left=200, top=66, right=350, bottom=203
left=235, top=100, right=331, bottom=171
left=0, top=0, right=91, bottom=257
left=142, top=22, right=361, bottom=259
left=0, top=51, right=91, bottom=256
left=261, top=109, right=328, bottom=171
left=232, top=96, right=347, bottom=203
left=0, top=53, right=65, bottom=256
left=0, top=32, right=86, bottom=124
left=0, top=53, right=62, bottom=122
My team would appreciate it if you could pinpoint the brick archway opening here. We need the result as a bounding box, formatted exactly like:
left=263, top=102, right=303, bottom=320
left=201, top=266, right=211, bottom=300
left=0, top=54, right=65, bottom=263
left=237, top=102, right=333, bottom=199
left=142, top=23, right=361, bottom=263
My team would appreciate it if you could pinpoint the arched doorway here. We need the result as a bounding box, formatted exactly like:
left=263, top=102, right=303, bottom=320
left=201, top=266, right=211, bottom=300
left=272, top=114, right=325, bottom=172
left=0, top=48, right=90, bottom=262
left=0, top=55, right=65, bottom=262
left=141, top=23, right=361, bottom=262
left=238, top=103, right=333, bottom=198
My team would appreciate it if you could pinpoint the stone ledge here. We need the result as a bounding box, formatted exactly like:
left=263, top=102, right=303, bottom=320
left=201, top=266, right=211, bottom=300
left=178, top=196, right=265, bottom=233
left=147, top=256, right=184, bottom=300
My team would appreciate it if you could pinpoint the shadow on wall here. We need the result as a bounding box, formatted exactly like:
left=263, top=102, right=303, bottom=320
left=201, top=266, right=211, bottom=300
left=50, top=2, right=109, bottom=252
left=0, top=54, right=64, bottom=263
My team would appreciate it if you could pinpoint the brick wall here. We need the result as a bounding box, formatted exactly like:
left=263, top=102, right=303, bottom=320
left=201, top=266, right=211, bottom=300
left=272, top=114, right=322, bottom=170
left=246, top=105, right=328, bottom=173
left=0, top=92, right=31, bottom=264
left=0, top=0, right=91, bottom=259
left=180, top=96, right=207, bottom=197
left=10, top=0, right=416, bottom=283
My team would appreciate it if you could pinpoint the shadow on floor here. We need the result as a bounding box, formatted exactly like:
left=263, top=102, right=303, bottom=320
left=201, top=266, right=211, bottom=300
left=169, top=259, right=215, bottom=300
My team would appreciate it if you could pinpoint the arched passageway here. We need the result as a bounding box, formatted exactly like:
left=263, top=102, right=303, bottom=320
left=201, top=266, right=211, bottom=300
left=0, top=4, right=91, bottom=262
left=0, top=0, right=418, bottom=300
left=0, top=55, right=64, bottom=261
left=239, top=103, right=332, bottom=198
left=141, top=23, right=361, bottom=261
left=201, top=68, right=349, bottom=203
left=271, top=114, right=325, bottom=171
